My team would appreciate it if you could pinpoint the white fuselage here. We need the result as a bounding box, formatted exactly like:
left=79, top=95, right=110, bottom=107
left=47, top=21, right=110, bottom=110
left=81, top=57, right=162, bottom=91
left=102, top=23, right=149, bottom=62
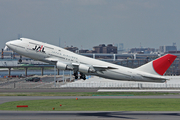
left=6, top=38, right=167, bottom=83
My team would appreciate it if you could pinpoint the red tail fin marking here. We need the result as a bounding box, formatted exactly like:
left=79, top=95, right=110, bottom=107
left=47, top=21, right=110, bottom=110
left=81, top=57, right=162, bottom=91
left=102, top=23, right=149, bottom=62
left=153, top=54, right=177, bottom=75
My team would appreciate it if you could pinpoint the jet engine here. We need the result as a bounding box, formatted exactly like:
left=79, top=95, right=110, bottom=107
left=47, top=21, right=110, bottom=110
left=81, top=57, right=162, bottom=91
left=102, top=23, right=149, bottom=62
left=79, top=64, right=95, bottom=73
left=56, top=62, right=73, bottom=70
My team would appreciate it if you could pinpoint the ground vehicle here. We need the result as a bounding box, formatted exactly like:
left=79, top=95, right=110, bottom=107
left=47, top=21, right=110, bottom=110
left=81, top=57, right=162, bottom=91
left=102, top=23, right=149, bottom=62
left=25, top=77, right=41, bottom=82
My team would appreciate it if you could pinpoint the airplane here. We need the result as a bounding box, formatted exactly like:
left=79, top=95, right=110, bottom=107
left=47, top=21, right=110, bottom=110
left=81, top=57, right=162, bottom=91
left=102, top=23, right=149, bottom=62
left=6, top=38, right=177, bottom=83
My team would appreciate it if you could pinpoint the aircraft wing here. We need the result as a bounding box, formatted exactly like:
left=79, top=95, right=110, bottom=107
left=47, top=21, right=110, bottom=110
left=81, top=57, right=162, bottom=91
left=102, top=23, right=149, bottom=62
left=92, top=65, right=117, bottom=71
left=72, top=63, right=117, bottom=72
left=45, top=57, right=59, bottom=62
left=45, top=57, right=117, bottom=72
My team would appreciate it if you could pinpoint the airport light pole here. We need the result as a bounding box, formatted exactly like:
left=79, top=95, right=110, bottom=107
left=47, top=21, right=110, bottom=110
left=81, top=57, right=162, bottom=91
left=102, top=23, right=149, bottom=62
left=54, top=65, right=56, bottom=87
left=70, top=70, right=72, bottom=81
left=63, top=70, right=64, bottom=83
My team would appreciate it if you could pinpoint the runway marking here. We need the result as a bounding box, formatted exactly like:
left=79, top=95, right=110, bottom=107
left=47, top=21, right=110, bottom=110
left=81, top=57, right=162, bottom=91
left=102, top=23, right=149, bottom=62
left=17, top=105, right=28, bottom=108
left=98, top=89, right=180, bottom=92
left=0, top=111, right=180, bottom=120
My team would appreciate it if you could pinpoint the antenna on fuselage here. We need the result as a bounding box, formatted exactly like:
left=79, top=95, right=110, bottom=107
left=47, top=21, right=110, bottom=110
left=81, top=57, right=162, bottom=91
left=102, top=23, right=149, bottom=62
left=18, top=34, right=22, bottom=39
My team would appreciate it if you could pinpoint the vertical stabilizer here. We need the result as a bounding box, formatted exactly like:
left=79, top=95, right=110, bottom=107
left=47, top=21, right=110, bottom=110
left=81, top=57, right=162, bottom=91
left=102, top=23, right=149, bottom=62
left=136, top=54, right=177, bottom=76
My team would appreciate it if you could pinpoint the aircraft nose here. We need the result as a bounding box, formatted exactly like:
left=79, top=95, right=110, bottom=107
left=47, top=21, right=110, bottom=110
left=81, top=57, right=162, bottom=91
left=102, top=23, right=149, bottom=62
left=5, top=39, right=22, bottom=50
left=6, top=41, right=11, bottom=47
left=6, top=40, right=15, bottom=49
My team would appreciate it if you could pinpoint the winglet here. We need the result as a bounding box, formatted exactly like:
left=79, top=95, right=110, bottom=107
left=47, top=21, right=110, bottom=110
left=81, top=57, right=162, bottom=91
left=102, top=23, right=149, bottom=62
left=153, top=54, right=177, bottom=75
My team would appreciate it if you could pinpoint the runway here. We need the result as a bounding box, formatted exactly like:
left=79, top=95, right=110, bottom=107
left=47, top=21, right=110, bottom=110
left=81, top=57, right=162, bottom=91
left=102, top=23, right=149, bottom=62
left=0, top=88, right=98, bottom=93
left=98, top=89, right=180, bottom=92
left=1, top=88, right=180, bottom=93
left=1, top=96, right=180, bottom=119
left=1, top=90, right=180, bottom=120
left=1, top=95, right=180, bottom=104
left=0, top=111, right=180, bottom=120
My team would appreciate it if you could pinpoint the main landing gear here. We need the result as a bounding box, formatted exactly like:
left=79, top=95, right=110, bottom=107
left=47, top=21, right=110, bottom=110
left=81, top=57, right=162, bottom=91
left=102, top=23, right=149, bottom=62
left=74, top=71, right=86, bottom=80
left=18, top=59, right=22, bottom=63
left=74, top=72, right=78, bottom=79
left=19, top=56, right=22, bottom=63
left=80, top=72, right=86, bottom=80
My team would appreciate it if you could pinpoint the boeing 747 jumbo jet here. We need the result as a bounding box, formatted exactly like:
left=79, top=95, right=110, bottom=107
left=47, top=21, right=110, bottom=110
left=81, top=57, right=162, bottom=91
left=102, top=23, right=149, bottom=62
left=6, top=38, right=177, bottom=83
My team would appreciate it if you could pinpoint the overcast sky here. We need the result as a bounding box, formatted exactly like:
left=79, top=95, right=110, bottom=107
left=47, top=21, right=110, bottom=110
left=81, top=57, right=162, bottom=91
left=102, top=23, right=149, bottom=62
left=1, top=0, right=180, bottom=50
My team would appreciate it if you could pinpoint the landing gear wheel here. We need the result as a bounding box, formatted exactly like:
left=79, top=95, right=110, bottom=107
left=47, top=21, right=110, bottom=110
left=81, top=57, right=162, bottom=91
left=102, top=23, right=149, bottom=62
left=74, top=72, right=78, bottom=79
left=75, top=76, right=78, bottom=79
left=19, top=59, right=22, bottom=63
left=80, top=72, right=86, bottom=80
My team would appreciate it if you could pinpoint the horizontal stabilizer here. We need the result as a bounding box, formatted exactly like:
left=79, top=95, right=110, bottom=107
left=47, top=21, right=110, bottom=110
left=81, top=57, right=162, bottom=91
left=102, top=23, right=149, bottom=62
left=141, top=74, right=167, bottom=80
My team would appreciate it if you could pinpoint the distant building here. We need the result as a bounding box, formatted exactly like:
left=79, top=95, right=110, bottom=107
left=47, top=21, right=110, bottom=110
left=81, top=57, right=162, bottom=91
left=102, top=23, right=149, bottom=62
left=159, top=45, right=177, bottom=53
left=93, top=44, right=105, bottom=53
left=86, top=50, right=96, bottom=53
left=168, top=51, right=180, bottom=54
left=79, top=49, right=89, bottom=53
left=79, top=49, right=97, bottom=53
left=128, top=48, right=155, bottom=54
left=93, top=44, right=117, bottom=54
left=64, top=46, right=78, bottom=53
left=119, top=43, right=124, bottom=51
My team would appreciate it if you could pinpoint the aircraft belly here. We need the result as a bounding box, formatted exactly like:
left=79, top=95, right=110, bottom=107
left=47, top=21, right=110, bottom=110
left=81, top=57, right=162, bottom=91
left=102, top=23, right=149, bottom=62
left=96, top=70, right=131, bottom=80
left=96, top=70, right=166, bottom=83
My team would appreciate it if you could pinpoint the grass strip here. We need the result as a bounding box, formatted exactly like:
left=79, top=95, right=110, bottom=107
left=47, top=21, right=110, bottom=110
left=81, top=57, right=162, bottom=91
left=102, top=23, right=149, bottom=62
left=0, top=98, right=180, bottom=111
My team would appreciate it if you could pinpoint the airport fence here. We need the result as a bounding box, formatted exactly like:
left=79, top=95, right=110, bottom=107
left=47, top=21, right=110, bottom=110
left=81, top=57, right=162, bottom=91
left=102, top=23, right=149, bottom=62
left=59, top=82, right=180, bottom=89
left=0, top=81, right=54, bottom=89
left=1, top=81, right=180, bottom=89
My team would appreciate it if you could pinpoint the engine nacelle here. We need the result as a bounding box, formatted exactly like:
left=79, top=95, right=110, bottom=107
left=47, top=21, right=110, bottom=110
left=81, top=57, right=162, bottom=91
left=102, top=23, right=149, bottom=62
left=56, top=62, right=67, bottom=70
left=56, top=62, right=73, bottom=70
left=79, top=64, right=95, bottom=73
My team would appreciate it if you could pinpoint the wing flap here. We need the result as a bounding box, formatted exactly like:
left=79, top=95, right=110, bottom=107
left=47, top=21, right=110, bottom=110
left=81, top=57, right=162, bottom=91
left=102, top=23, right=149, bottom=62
left=92, top=65, right=117, bottom=71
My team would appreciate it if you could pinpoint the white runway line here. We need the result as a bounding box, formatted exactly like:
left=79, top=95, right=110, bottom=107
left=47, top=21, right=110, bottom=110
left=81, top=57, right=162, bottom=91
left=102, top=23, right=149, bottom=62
left=98, top=89, right=180, bottom=92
